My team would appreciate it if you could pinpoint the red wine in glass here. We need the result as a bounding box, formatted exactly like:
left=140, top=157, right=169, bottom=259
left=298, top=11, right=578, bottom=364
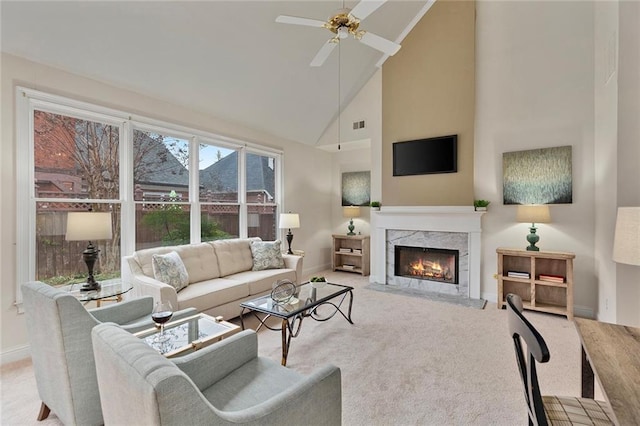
left=151, top=311, right=173, bottom=325
left=152, top=301, right=173, bottom=343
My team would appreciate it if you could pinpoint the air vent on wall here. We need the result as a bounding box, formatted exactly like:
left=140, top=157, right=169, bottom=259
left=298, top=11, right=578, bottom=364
left=352, top=120, right=365, bottom=130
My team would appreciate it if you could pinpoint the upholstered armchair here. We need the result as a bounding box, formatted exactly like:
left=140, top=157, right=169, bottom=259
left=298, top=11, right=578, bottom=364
left=21, top=281, right=197, bottom=425
left=92, top=325, right=342, bottom=425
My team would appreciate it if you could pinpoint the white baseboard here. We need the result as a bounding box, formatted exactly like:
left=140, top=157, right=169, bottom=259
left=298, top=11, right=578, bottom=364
left=1, top=344, right=30, bottom=365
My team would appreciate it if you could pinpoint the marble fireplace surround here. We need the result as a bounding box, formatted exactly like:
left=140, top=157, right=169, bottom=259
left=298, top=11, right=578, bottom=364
left=370, top=206, right=484, bottom=300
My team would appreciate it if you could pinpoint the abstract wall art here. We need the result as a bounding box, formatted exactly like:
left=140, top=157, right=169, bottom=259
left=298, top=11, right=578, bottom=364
left=341, top=171, right=371, bottom=206
left=503, top=146, right=572, bottom=204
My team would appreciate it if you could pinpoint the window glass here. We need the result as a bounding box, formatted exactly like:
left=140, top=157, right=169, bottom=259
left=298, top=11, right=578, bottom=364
left=199, top=144, right=238, bottom=202
left=33, top=110, right=121, bottom=284
left=200, top=205, right=239, bottom=241
left=34, top=110, right=120, bottom=199
left=246, top=152, right=277, bottom=240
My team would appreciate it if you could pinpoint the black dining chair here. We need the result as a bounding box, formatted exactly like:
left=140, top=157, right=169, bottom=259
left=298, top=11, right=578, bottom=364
left=506, top=293, right=614, bottom=425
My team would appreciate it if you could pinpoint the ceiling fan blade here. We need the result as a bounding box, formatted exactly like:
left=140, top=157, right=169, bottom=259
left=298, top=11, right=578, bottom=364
left=359, top=31, right=401, bottom=56
left=350, top=0, right=387, bottom=20
left=276, top=15, right=326, bottom=28
left=310, top=39, right=338, bottom=67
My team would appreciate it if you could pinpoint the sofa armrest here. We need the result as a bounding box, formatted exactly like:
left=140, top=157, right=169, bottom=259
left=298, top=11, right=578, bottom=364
left=282, top=254, right=303, bottom=283
left=123, top=255, right=179, bottom=308
left=219, top=364, right=342, bottom=424
left=173, top=329, right=258, bottom=390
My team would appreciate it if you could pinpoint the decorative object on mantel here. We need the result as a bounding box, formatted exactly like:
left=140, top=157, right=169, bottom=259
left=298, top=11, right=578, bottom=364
left=516, top=205, right=551, bottom=251
left=473, top=200, right=490, bottom=211
left=503, top=146, right=572, bottom=205
left=66, top=210, right=113, bottom=292
left=343, top=206, right=361, bottom=235
left=370, top=201, right=381, bottom=210
left=612, top=207, right=640, bottom=266
left=278, top=213, right=300, bottom=255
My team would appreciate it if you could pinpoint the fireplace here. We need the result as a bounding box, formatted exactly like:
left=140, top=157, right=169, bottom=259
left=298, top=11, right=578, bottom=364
left=370, top=206, right=485, bottom=299
left=395, top=246, right=459, bottom=285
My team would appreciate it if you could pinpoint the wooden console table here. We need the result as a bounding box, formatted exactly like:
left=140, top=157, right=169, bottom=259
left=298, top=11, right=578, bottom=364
left=574, top=318, right=640, bottom=425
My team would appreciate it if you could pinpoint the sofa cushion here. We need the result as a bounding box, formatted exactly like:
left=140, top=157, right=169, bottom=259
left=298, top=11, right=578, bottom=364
left=133, top=243, right=221, bottom=282
left=173, top=243, right=221, bottom=283
left=152, top=251, right=189, bottom=292
left=176, top=279, right=250, bottom=313
left=210, top=238, right=259, bottom=277
left=226, top=269, right=297, bottom=296
left=250, top=240, right=285, bottom=271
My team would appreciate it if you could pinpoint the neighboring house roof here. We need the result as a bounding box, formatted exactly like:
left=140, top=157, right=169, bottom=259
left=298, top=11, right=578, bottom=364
left=134, top=135, right=189, bottom=187
left=199, top=151, right=275, bottom=198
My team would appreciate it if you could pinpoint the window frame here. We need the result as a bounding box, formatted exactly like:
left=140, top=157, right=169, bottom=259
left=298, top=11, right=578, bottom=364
left=16, top=87, right=283, bottom=311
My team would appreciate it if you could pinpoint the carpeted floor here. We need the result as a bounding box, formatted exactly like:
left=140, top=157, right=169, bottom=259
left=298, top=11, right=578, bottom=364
left=0, top=271, right=601, bottom=425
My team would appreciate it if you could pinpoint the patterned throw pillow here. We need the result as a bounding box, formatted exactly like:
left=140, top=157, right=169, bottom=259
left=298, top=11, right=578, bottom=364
left=152, top=251, right=189, bottom=292
left=251, top=240, right=286, bottom=271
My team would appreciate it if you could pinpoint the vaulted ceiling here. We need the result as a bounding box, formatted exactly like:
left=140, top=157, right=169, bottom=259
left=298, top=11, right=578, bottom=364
left=1, top=1, right=432, bottom=145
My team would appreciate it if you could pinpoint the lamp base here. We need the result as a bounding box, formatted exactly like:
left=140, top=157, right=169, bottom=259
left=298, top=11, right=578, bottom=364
left=80, top=280, right=101, bottom=292
left=526, top=226, right=540, bottom=251
left=80, top=242, right=101, bottom=291
left=347, top=219, right=355, bottom=236
left=286, top=230, right=294, bottom=255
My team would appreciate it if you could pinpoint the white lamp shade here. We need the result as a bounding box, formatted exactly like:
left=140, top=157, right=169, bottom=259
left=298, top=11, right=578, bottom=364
left=279, top=213, right=300, bottom=229
left=343, top=206, right=361, bottom=218
left=613, top=207, right=640, bottom=266
left=66, top=212, right=113, bottom=241
left=516, top=205, right=551, bottom=224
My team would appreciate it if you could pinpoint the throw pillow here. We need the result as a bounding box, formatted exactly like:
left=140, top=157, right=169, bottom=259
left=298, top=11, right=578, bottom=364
left=152, top=251, right=189, bottom=292
left=251, top=240, right=285, bottom=271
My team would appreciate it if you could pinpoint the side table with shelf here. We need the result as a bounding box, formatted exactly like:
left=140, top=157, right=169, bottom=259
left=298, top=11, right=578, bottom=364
left=332, top=234, right=370, bottom=276
left=497, top=248, right=574, bottom=319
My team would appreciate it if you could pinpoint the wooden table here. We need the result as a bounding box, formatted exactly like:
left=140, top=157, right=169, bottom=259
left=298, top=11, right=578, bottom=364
left=574, top=318, right=640, bottom=425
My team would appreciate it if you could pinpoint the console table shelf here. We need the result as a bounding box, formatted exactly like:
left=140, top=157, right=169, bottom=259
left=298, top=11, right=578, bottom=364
left=332, top=234, right=370, bottom=276
left=497, top=248, right=574, bottom=320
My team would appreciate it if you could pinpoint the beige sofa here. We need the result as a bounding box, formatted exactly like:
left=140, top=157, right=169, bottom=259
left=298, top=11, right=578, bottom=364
left=122, top=238, right=303, bottom=321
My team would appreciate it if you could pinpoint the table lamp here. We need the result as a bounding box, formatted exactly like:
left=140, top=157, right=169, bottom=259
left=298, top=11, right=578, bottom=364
left=66, top=211, right=113, bottom=291
left=516, top=205, right=551, bottom=251
left=613, top=207, right=640, bottom=266
left=343, top=206, right=361, bottom=236
left=279, top=213, right=300, bottom=255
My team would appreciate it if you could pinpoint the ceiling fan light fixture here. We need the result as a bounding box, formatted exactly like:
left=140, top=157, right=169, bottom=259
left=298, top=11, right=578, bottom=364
left=337, top=26, right=349, bottom=39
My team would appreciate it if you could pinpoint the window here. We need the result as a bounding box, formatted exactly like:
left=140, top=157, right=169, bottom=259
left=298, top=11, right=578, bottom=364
left=16, top=88, right=283, bottom=308
left=32, top=109, right=122, bottom=285
left=246, top=152, right=278, bottom=240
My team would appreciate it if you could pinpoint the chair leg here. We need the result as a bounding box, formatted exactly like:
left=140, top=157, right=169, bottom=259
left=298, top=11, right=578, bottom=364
left=37, top=402, right=50, bottom=421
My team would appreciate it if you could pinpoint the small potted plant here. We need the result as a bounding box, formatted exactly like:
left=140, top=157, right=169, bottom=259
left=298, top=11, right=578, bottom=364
left=370, top=201, right=381, bottom=211
left=474, top=199, right=490, bottom=211
left=310, top=276, right=327, bottom=288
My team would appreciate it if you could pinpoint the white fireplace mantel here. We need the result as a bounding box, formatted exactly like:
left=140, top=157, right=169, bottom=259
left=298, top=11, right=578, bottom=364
left=370, top=206, right=485, bottom=299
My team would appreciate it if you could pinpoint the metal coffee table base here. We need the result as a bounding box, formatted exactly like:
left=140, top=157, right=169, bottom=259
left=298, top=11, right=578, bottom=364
left=241, top=289, right=353, bottom=366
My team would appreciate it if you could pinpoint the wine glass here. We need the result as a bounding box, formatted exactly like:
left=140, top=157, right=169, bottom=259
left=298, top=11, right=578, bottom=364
left=151, top=301, right=173, bottom=343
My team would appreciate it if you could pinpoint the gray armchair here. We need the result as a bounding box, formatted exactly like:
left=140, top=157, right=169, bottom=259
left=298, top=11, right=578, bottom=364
left=21, top=281, right=197, bottom=425
left=92, top=324, right=342, bottom=425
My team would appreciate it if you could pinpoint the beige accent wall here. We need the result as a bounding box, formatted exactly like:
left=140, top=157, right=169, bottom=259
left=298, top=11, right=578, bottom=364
left=382, top=0, right=475, bottom=206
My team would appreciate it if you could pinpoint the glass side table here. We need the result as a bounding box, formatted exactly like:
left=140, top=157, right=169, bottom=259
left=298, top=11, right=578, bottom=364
left=59, top=278, right=133, bottom=307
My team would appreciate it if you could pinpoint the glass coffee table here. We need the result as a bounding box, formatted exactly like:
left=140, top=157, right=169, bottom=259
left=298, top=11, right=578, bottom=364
left=135, top=313, right=240, bottom=358
left=240, top=281, right=354, bottom=366
left=59, top=278, right=133, bottom=307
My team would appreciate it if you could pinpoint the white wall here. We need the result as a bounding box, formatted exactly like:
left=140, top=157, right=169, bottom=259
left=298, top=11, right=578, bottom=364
left=0, top=53, right=334, bottom=361
left=593, top=0, right=619, bottom=323
left=475, top=1, right=598, bottom=316
left=616, top=0, right=640, bottom=326
left=317, top=70, right=383, bottom=240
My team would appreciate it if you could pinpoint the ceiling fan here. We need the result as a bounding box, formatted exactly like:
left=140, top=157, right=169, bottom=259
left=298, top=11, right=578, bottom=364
left=276, top=0, right=401, bottom=67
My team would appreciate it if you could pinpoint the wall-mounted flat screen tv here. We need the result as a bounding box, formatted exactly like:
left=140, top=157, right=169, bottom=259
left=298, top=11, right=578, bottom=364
left=392, top=135, right=458, bottom=176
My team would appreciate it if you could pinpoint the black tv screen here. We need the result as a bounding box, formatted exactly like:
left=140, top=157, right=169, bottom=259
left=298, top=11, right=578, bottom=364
left=392, top=135, right=458, bottom=176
